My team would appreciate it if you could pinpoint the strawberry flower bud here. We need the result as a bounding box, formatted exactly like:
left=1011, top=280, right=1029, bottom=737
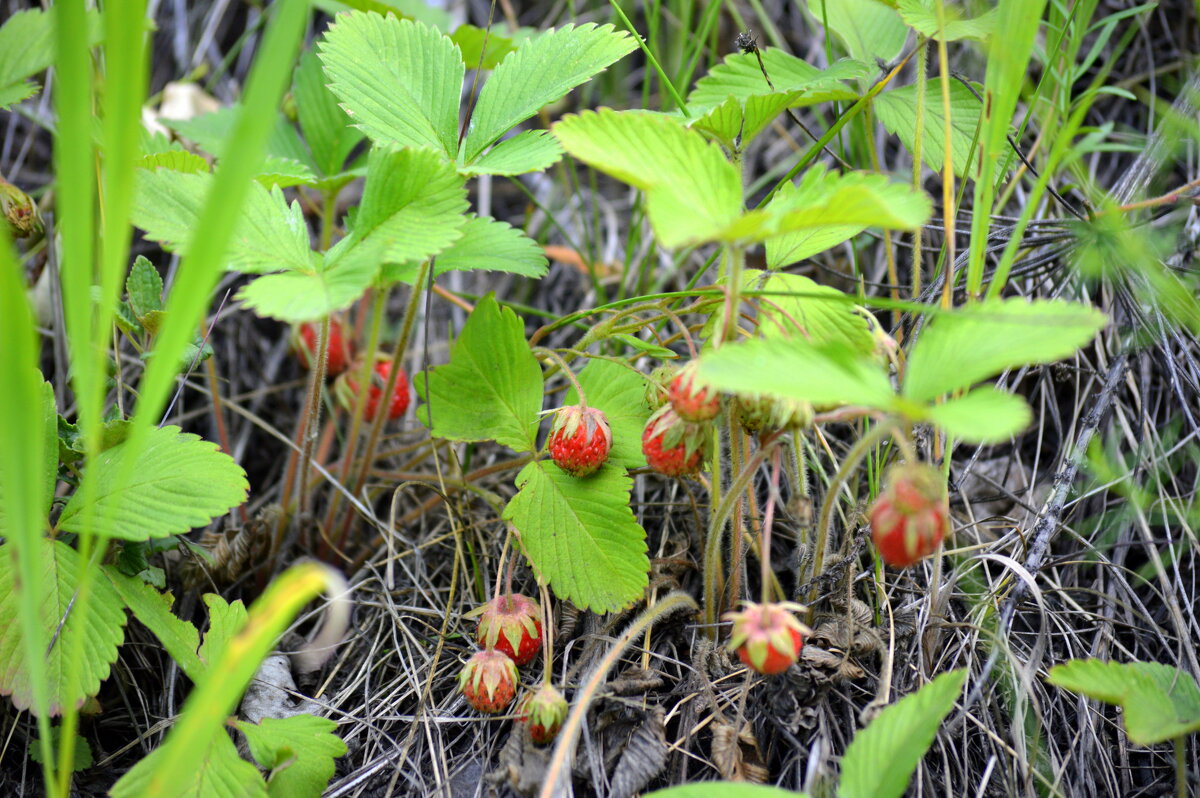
left=547, top=405, right=612, bottom=477
left=869, top=462, right=951, bottom=567
left=0, top=176, right=43, bottom=240
left=467, top=593, right=543, bottom=666
left=724, top=601, right=811, bottom=676
left=734, top=392, right=812, bottom=434
left=643, top=364, right=679, bottom=412
left=459, top=649, right=519, bottom=714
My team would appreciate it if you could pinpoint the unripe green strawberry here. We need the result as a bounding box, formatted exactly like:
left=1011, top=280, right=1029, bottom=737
left=335, top=354, right=410, bottom=422
left=290, top=317, right=353, bottom=375
left=516, top=684, right=569, bottom=745
left=869, top=462, right=950, bottom=567
left=643, top=364, right=679, bottom=412
left=724, top=602, right=811, bottom=675
left=734, top=393, right=812, bottom=434
left=0, top=176, right=43, bottom=239
left=467, top=593, right=542, bottom=666
left=547, top=405, right=611, bottom=477
left=459, top=649, right=519, bottom=713
left=641, top=405, right=706, bottom=477
left=667, top=362, right=720, bottom=422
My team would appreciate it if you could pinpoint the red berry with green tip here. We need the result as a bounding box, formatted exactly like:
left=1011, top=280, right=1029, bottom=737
left=667, top=362, right=720, bottom=422
left=517, top=684, right=569, bottom=745
left=725, top=602, right=811, bottom=676
left=869, top=462, right=950, bottom=567
left=547, top=405, right=612, bottom=477
left=335, top=356, right=410, bottom=422
left=291, top=318, right=353, bottom=375
left=459, top=649, right=519, bottom=714
left=641, top=405, right=706, bottom=477
left=468, top=593, right=543, bottom=666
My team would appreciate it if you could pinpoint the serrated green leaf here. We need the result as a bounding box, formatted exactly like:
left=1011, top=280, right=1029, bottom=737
left=294, top=50, right=363, bottom=177
left=236, top=251, right=377, bottom=323
left=563, top=359, right=650, bottom=469
left=808, top=0, right=908, bottom=65
left=0, top=8, right=101, bottom=104
left=647, top=785, right=809, bottom=798
left=738, top=164, right=932, bottom=245
left=103, top=566, right=204, bottom=682
left=134, top=150, right=211, bottom=174
left=691, top=92, right=800, bottom=149
left=553, top=109, right=742, bottom=248
left=317, top=0, right=451, bottom=27
left=0, top=539, right=127, bottom=715
left=459, top=129, right=564, bottom=176
left=254, top=157, right=321, bottom=189
left=237, top=715, right=347, bottom=798
left=896, top=0, right=998, bottom=41
left=875, top=80, right=984, bottom=178
left=746, top=271, right=876, bottom=355
left=29, top=727, right=93, bottom=771
left=415, top=294, right=543, bottom=451
left=198, top=594, right=249, bottom=669
left=698, top=337, right=894, bottom=409
left=449, top=24, right=517, bottom=70
left=133, top=169, right=313, bottom=275
left=1047, top=659, right=1200, bottom=745
left=57, top=425, right=249, bottom=540
left=166, top=108, right=319, bottom=185
left=0, top=80, right=38, bottom=110
left=923, top=387, right=1032, bottom=443
left=687, top=49, right=865, bottom=112
left=839, top=668, right=967, bottom=798
left=462, top=24, right=636, bottom=163
left=111, top=729, right=267, bottom=798
left=503, top=461, right=648, bottom=612
left=319, top=12, right=463, bottom=156
left=382, top=215, right=547, bottom=284
left=333, top=145, right=468, bottom=269
left=902, top=299, right=1107, bottom=402
left=127, top=255, right=164, bottom=318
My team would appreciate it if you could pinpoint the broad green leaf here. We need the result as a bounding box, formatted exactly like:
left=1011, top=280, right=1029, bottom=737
left=746, top=271, right=875, bottom=355
left=897, top=0, right=998, bottom=41
left=875, top=80, right=984, bottom=178
left=293, top=50, right=363, bottom=177
left=333, top=145, right=468, bottom=268
left=923, top=387, right=1032, bottom=443
left=0, top=8, right=101, bottom=108
left=553, top=109, right=742, bottom=248
left=503, top=462, right=648, bottom=612
left=737, top=165, right=932, bottom=244
left=1047, top=659, right=1200, bottom=746
left=839, top=668, right=967, bottom=798
left=111, top=729, right=267, bottom=798
left=462, top=24, right=637, bottom=163
left=0, top=81, right=38, bottom=110
left=648, top=786, right=808, bottom=798
left=127, top=255, right=164, bottom=318
left=687, top=50, right=864, bottom=111
left=58, top=425, right=249, bottom=540
left=133, top=169, right=313, bottom=275
left=698, top=337, right=894, bottom=409
left=902, top=299, right=1107, bottom=402
left=449, top=24, right=517, bottom=70
left=102, top=566, right=204, bottom=682
left=29, top=727, right=93, bottom=771
left=382, top=215, right=548, bottom=284
left=236, top=253, right=377, bottom=323
left=459, top=129, right=564, bottom=176
left=564, top=359, right=650, bottom=469
left=691, top=93, right=798, bottom=148
left=237, top=715, right=347, bottom=798
left=415, top=294, right=543, bottom=452
left=0, top=539, right=127, bottom=715
left=319, top=12, right=463, bottom=157
left=808, top=0, right=908, bottom=65
left=198, top=594, right=249, bottom=670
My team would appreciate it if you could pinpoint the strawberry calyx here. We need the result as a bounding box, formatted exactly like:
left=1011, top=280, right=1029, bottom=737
left=724, top=601, right=812, bottom=676
left=466, top=593, right=543, bottom=666
left=667, top=362, right=721, bottom=422
left=642, top=405, right=707, bottom=477
left=459, top=649, right=519, bottom=714
left=516, top=684, right=569, bottom=745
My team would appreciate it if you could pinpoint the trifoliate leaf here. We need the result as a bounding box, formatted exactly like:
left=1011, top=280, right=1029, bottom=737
left=415, top=294, right=543, bottom=452
left=293, top=50, right=363, bottom=177
left=236, top=252, right=377, bottom=323
left=382, top=215, right=547, bottom=284
left=897, top=0, right=998, bottom=41
left=0, top=539, right=127, bottom=715
left=57, top=425, right=249, bottom=540
left=807, top=0, right=908, bottom=65
left=459, top=129, right=564, bottom=176
left=503, top=461, right=648, bottom=613
left=102, top=566, right=204, bottom=682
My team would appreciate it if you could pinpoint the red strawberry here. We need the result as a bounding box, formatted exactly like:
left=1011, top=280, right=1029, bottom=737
left=459, top=649, right=519, bottom=714
left=724, top=602, right=811, bottom=676
left=467, top=593, right=542, bottom=666
left=335, top=355, right=410, bottom=422
left=547, top=405, right=611, bottom=477
left=869, top=462, right=950, bottom=567
left=291, top=318, right=353, bottom=376
left=516, top=684, right=569, bottom=745
left=641, top=405, right=706, bottom=477
left=643, top=364, right=679, bottom=412
left=734, top=393, right=812, bottom=434
left=667, top=362, right=720, bottom=422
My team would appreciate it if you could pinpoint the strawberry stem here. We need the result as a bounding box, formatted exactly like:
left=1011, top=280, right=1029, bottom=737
left=657, top=304, right=699, bottom=359
left=533, top=347, right=587, bottom=408
left=759, top=446, right=783, bottom=607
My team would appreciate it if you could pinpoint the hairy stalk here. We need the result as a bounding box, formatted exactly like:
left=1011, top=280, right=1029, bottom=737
left=532, top=347, right=587, bottom=406
left=759, top=447, right=783, bottom=606
left=911, top=38, right=928, bottom=310
left=539, top=591, right=698, bottom=798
